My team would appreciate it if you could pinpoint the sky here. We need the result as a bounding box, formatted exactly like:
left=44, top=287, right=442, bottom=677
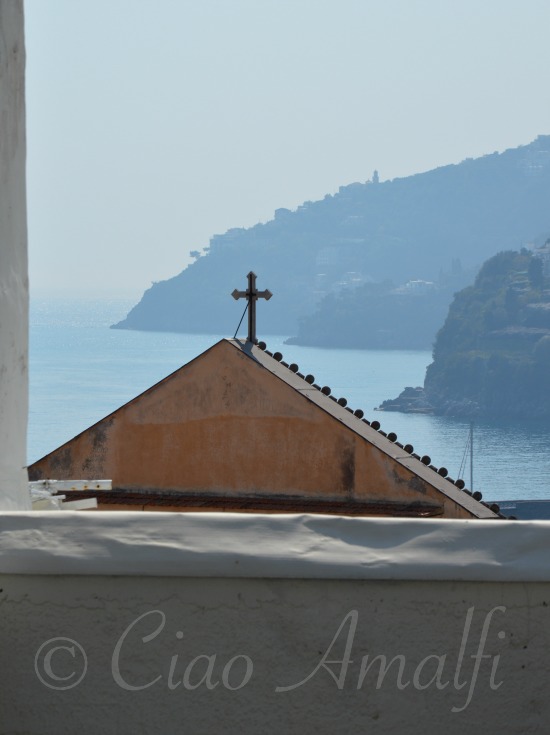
left=25, top=0, right=550, bottom=299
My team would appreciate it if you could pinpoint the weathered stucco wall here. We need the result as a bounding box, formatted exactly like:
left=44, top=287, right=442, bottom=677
left=29, top=341, right=478, bottom=518
left=1, top=512, right=549, bottom=734
left=2, top=575, right=548, bottom=735
left=0, top=0, right=29, bottom=510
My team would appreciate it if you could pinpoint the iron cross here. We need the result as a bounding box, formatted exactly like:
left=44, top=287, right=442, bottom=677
left=232, top=271, right=273, bottom=343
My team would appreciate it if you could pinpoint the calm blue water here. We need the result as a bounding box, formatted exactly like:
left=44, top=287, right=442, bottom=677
left=29, top=298, right=550, bottom=502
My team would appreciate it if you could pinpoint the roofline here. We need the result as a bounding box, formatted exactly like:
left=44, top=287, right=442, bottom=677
left=27, top=339, right=229, bottom=468
left=226, top=339, right=498, bottom=520
left=28, top=335, right=498, bottom=520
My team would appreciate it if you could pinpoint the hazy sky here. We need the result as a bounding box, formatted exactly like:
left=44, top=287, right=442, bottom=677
left=25, top=0, right=550, bottom=298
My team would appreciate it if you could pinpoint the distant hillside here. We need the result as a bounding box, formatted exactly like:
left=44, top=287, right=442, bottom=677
left=379, top=247, right=550, bottom=418
left=286, top=263, right=475, bottom=350
left=113, top=135, right=550, bottom=338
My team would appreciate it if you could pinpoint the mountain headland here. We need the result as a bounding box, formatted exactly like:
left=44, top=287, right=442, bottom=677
left=112, top=136, right=550, bottom=346
left=378, top=248, right=550, bottom=418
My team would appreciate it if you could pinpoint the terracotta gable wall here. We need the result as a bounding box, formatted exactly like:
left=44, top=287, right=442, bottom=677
left=29, top=340, right=474, bottom=518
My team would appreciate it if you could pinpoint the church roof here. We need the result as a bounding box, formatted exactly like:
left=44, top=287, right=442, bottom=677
left=28, top=338, right=499, bottom=519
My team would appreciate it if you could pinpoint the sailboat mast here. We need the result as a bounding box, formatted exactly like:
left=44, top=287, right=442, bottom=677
left=470, top=421, right=474, bottom=492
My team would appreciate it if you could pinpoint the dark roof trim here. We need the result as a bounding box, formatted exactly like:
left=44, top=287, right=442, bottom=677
left=227, top=339, right=498, bottom=520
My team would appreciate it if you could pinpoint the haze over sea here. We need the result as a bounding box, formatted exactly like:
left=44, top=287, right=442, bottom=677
left=29, top=297, right=550, bottom=503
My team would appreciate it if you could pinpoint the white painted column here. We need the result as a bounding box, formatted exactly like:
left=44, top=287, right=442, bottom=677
left=0, top=0, right=30, bottom=510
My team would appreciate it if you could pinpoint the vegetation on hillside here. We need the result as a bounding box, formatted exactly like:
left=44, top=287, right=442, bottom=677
left=420, top=249, right=550, bottom=417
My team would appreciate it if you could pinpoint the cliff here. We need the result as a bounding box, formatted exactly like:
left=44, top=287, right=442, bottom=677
left=379, top=248, right=550, bottom=418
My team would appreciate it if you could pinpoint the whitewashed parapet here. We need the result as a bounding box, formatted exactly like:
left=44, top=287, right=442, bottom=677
left=2, top=513, right=550, bottom=581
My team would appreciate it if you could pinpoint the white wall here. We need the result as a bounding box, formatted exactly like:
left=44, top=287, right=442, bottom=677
left=0, top=0, right=29, bottom=510
left=2, top=573, right=548, bottom=735
left=1, top=512, right=550, bottom=734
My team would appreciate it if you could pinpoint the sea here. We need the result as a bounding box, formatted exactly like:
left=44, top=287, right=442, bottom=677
left=29, top=296, right=550, bottom=504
